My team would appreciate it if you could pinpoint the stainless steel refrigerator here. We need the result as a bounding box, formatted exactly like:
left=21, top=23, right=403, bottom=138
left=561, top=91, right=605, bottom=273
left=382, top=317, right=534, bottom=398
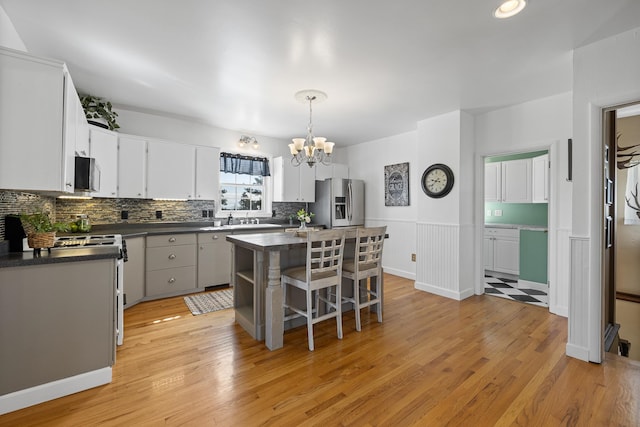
left=311, top=178, right=365, bottom=228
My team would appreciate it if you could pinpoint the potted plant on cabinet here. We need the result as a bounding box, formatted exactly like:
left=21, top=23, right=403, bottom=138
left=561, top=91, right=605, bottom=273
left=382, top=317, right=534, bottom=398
left=20, top=212, right=69, bottom=251
left=80, top=94, right=120, bottom=131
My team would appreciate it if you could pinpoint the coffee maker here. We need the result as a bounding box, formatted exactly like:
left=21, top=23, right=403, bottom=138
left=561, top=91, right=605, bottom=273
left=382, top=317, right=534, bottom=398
left=4, top=215, right=27, bottom=252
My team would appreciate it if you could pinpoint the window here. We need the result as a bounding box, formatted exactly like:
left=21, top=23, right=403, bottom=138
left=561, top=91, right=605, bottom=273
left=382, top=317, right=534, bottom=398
left=219, top=152, right=270, bottom=213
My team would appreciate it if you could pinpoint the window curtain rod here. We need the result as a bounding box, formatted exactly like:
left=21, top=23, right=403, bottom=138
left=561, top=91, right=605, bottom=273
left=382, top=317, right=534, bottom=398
left=220, top=152, right=271, bottom=176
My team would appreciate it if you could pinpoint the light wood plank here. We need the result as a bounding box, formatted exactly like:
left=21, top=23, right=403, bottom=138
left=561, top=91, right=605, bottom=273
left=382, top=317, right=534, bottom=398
left=1, top=274, right=639, bottom=426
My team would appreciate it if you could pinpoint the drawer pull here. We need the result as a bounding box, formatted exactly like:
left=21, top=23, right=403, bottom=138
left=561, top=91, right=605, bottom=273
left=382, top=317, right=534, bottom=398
left=212, top=235, right=219, bottom=240
left=168, top=277, right=176, bottom=284
left=168, top=237, right=177, bottom=243
left=168, top=254, right=177, bottom=260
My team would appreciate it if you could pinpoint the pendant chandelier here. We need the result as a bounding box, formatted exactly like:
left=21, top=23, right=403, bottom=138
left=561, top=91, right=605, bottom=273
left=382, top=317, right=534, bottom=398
left=288, top=89, right=335, bottom=167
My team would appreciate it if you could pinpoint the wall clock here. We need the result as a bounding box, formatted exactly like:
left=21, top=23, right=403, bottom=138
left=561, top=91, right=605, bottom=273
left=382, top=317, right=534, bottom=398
left=421, top=163, right=454, bottom=198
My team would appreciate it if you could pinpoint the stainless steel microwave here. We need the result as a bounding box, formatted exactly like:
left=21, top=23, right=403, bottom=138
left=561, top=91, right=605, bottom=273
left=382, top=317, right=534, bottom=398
left=74, top=156, right=100, bottom=192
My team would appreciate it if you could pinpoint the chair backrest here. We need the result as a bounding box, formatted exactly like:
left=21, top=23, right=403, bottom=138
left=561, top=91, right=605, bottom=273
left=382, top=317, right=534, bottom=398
left=354, top=226, right=387, bottom=273
left=306, top=229, right=346, bottom=278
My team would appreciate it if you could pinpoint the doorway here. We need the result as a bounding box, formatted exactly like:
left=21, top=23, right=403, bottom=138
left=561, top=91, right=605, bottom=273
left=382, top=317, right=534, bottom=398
left=604, top=102, right=640, bottom=361
left=482, top=150, right=551, bottom=308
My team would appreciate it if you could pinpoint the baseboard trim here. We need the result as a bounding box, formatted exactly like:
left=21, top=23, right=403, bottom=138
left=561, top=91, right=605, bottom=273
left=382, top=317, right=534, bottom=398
left=384, top=267, right=415, bottom=281
left=414, top=281, right=474, bottom=301
left=565, top=343, right=590, bottom=362
left=0, top=367, right=112, bottom=415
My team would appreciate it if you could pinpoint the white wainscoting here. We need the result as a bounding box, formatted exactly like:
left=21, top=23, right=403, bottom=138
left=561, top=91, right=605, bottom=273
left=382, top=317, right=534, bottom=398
left=566, top=236, right=590, bottom=362
left=415, top=222, right=474, bottom=300
left=365, top=217, right=416, bottom=280
left=550, top=228, right=571, bottom=317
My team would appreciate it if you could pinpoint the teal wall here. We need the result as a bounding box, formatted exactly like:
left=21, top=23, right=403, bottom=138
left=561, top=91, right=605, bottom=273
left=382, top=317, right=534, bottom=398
left=485, top=202, right=548, bottom=226
left=519, top=229, right=548, bottom=284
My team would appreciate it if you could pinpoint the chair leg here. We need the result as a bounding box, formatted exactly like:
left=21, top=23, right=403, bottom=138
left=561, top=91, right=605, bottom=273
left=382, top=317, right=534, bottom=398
left=306, top=289, right=315, bottom=351
left=375, top=275, right=383, bottom=323
left=336, top=283, right=343, bottom=340
left=354, top=279, right=362, bottom=331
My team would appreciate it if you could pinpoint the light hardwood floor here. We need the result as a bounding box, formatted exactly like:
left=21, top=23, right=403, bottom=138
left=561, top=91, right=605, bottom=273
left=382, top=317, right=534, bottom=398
left=1, top=274, right=639, bottom=426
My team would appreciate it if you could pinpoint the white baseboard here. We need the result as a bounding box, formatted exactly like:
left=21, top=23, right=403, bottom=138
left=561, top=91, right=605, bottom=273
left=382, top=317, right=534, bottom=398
left=383, top=267, right=415, bottom=281
left=414, top=281, right=475, bottom=301
left=565, top=343, right=590, bottom=362
left=0, top=368, right=112, bottom=415
left=517, top=279, right=548, bottom=292
left=550, top=305, right=568, bottom=318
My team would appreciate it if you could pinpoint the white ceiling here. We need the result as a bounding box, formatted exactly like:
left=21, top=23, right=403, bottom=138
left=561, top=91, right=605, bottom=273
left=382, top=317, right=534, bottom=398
left=3, top=0, right=640, bottom=145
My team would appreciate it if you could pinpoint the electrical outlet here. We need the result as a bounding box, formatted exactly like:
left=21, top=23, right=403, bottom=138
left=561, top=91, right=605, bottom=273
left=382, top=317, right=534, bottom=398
left=121, top=210, right=128, bottom=220
left=494, top=209, right=503, bottom=217
left=486, top=209, right=492, bottom=217
left=202, top=210, right=208, bottom=218
left=208, top=209, right=214, bottom=217
left=411, top=253, right=416, bottom=262
left=156, top=210, right=162, bottom=219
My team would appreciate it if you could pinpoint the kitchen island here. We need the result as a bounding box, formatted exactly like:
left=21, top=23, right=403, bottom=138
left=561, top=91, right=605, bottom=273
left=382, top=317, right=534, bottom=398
left=227, top=229, right=364, bottom=351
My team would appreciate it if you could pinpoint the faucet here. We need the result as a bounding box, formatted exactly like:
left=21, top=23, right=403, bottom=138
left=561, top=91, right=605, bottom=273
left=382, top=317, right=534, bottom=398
left=227, top=213, right=233, bottom=225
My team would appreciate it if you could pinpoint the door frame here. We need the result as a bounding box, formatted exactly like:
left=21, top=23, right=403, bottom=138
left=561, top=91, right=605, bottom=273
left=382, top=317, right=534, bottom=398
left=475, top=142, right=559, bottom=314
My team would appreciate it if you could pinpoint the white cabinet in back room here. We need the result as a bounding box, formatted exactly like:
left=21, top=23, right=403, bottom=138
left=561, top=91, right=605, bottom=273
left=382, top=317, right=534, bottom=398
left=532, top=154, right=549, bottom=203
left=484, top=162, right=502, bottom=202
left=118, top=135, right=147, bottom=198
left=484, top=227, right=519, bottom=275
left=195, top=146, right=220, bottom=200
left=147, top=140, right=195, bottom=199
left=89, top=126, right=118, bottom=198
left=501, top=159, right=531, bottom=203
left=272, top=156, right=315, bottom=202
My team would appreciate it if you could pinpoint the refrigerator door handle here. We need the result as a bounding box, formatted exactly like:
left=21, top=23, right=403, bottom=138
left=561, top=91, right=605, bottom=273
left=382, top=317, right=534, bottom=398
left=347, top=181, right=352, bottom=222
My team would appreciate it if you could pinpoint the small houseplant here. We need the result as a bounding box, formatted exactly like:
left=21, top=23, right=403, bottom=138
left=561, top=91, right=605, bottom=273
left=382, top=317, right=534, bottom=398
left=80, top=94, right=120, bottom=131
left=296, top=209, right=314, bottom=230
left=20, top=212, right=69, bottom=249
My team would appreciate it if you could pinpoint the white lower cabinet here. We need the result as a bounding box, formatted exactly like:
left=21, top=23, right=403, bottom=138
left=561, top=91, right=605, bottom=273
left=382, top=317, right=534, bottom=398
left=145, top=234, right=197, bottom=297
left=197, top=232, right=231, bottom=287
left=484, top=227, right=519, bottom=275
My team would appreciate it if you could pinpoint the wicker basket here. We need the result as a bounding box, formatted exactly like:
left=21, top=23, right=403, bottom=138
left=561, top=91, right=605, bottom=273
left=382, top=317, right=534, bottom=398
left=27, top=232, right=56, bottom=249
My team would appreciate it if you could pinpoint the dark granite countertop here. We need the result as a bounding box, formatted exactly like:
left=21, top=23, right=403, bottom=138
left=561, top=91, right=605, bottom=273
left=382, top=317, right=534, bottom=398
left=0, top=246, right=120, bottom=269
left=87, top=221, right=293, bottom=238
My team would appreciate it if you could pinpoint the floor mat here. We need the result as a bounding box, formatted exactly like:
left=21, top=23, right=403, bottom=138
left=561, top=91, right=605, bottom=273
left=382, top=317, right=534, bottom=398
left=183, top=288, right=233, bottom=315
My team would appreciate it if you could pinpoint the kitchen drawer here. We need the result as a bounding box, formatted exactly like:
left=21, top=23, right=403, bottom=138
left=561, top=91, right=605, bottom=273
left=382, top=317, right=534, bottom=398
left=484, top=227, right=519, bottom=239
left=146, top=244, right=196, bottom=271
left=146, top=233, right=196, bottom=248
left=146, top=266, right=196, bottom=296
left=197, top=232, right=230, bottom=244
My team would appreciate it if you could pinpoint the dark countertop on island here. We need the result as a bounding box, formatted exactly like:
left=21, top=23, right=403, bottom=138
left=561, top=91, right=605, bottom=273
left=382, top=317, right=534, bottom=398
left=89, top=222, right=292, bottom=238
left=0, top=246, right=120, bottom=269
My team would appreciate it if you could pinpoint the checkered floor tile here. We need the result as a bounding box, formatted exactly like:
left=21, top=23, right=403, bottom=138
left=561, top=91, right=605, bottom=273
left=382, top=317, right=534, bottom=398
left=484, top=275, right=548, bottom=307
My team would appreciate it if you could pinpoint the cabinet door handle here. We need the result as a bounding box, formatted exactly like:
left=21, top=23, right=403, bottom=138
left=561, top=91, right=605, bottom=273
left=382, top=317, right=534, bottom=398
left=168, top=277, right=176, bottom=284
left=200, top=245, right=204, bottom=250
left=212, top=235, right=219, bottom=240
left=168, top=254, right=176, bottom=260
left=169, top=237, right=176, bottom=242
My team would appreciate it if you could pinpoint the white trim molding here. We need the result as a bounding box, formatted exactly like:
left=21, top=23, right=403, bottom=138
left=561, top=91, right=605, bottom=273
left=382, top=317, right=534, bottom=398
left=0, top=367, right=112, bottom=415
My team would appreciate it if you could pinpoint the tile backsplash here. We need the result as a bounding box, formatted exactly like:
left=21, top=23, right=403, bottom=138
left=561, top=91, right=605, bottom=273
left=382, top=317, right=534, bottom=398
left=0, top=189, right=307, bottom=240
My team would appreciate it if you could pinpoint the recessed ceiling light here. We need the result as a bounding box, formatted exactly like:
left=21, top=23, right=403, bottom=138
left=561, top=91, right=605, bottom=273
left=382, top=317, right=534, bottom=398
left=494, top=0, right=527, bottom=19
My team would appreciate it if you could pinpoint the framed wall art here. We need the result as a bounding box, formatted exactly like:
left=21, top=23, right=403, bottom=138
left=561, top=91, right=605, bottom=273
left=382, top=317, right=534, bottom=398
left=384, top=162, right=410, bottom=206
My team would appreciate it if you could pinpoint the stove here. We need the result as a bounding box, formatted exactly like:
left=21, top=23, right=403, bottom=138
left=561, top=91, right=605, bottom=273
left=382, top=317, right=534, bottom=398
left=54, top=234, right=121, bottom=248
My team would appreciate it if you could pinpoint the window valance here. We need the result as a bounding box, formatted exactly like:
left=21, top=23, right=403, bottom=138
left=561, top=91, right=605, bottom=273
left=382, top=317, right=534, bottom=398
left=220, top=152, right=271, bottom=176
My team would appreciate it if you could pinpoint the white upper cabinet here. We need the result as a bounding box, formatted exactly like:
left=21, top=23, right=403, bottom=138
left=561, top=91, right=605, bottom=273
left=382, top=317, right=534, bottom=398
left=0, top=47, right=77, bottom=193
left=315, top=163, right=349, bottom=180
left=273, top=156, right=315, bottom=202
left=532, top=154, right=549, bottom=203
left=118, top=134, right=147, bottom=198
left=89, top=126, right=118, bottom=198
left=484, top=162, right=502, bottom=202
left=147, top=140, right=195, bottom=199
left=195, top=146, right=220, bottom=200
left=501, top=159, right=532, bottom=203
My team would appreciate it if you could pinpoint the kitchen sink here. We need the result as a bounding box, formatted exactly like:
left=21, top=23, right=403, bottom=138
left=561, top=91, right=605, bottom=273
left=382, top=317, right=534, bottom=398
left=200, top=223, right=282, bottom=231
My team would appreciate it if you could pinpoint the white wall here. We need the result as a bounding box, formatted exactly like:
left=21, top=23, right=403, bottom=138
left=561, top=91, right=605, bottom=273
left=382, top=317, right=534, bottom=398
left=0, top=5, right=26, bottom=51
left=346, top=131, right=418, bottom=279
left=474, top=92, right=573, bottom=317
left=571, top=26, right=640, bottom=363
